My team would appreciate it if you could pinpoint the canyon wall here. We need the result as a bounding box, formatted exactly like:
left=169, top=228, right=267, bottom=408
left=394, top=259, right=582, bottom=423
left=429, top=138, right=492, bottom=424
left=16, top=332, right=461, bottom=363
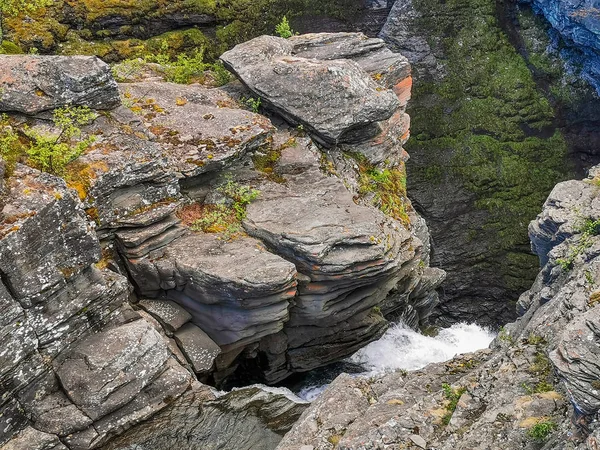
left=0, top=32, right=443, bottom=449
left=277, top=165, right=600, bottom=450
left=379, top=0, right=600, bottom=326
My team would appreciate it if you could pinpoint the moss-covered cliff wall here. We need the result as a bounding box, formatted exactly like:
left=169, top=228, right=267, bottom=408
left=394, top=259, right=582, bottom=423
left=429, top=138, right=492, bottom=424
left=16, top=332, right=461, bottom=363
left=3, top=0, right=386, bottom=60
left=381, top=0, right=599, bottom=326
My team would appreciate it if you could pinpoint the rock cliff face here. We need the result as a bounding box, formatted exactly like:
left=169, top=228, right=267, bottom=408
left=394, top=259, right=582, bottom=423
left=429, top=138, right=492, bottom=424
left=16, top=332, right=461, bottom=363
left=277, top=165, right=600, bottom=450
left=378, top=0, right=600, bottom=327
left=519, top=0, right=600, bottom=92
left=0, top=33, right=443, bottom=448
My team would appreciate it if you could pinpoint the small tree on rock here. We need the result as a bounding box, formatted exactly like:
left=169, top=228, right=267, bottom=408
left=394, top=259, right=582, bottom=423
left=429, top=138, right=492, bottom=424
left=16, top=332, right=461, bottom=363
left=0, top=0, right=52, bottom=44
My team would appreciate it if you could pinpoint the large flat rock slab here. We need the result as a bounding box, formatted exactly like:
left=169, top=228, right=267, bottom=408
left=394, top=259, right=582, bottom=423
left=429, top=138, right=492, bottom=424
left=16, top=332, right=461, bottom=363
left=0, top=55, right=120, bottom=114
left=221, top=35, right=400, bottom=145
left=120, top=82, right=274, bottom=178
left=56, top=320, right=170, bottom=421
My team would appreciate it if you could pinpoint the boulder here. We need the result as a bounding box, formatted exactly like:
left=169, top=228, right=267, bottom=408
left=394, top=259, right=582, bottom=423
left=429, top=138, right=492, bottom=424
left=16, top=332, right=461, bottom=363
left=221, top=35, right=400, bottom=145
left=55, top=320, right=170, bottom=420
left=0, top=56, right=120, bottom=114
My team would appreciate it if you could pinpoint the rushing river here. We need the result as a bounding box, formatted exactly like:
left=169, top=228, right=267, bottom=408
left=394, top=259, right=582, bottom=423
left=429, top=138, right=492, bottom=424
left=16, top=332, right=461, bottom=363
left=297, top=322, right=496, bottom=401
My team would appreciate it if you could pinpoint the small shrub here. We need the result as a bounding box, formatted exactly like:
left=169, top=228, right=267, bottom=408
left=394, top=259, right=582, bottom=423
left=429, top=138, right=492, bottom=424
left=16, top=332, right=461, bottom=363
left=527, top=420, right=556, bottom=442
left=25, top=106, right=96, bottom=175
left=210, top=61, right=232, bottom=86
left=190, top=179, right=260, bottom=239
left=0, top=114, right=24, bottom=176
left=241, top=96, right=261, bottom=113
left=275, top=16, right=294, bottom=38
left=556, top=216, right=600, bottom=270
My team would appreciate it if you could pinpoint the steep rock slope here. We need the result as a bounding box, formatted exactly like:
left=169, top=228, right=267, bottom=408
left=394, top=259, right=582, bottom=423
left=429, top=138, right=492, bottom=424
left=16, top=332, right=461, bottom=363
left=520, top=0, right=600, bottom=92
left=277, top=165, right=600, bottom=450
left=379, top=0, right=600, bottom=326
left=0, top=32, right=442, bottom=448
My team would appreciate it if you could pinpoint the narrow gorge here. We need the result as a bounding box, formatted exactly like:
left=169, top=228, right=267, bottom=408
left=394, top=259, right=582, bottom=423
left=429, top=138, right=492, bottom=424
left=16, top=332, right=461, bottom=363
left=0, top=0, right=599, bottom=449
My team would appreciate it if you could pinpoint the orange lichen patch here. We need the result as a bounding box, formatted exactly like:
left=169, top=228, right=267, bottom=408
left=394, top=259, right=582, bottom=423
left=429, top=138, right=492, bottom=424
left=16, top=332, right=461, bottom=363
left=64, top=160, right=109, bottom=201
left=85, top=207, right=100, bottom=225
left=216, top=99, right=237, bottom=109
left=371, top=72, right=384, bottom=82
left=59, top=266, right=76, bottom=278
left=0, top=211, right=36, bottom=239
left=127, top=198, right=178, bottom=217
left=175, top=97, right=188, bottom=106
left=589, top=291, right=600, bottom=307
left=95, top=246, right=114, bottom=270
left=393, top=76, right=412, bottom=106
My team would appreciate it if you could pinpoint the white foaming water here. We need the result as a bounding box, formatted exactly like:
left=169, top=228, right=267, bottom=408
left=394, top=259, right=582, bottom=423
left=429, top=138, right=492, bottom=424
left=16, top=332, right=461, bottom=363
left=350, top=322, right=496, bottom=374
left=295, top=322, right=495, bottom=401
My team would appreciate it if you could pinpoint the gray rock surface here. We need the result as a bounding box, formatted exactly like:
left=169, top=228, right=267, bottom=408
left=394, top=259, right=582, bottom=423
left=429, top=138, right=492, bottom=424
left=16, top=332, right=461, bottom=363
left=0, top=34, right=447, bottom=449
left=221, top=35, right=400, bottom=145
left=0, top=56, right=120, bottom=114
left=103, top=383, right=308, bottom=450
left=278, top=165, right=600, bottom=450
left=174, top=323, right=221, bottom=373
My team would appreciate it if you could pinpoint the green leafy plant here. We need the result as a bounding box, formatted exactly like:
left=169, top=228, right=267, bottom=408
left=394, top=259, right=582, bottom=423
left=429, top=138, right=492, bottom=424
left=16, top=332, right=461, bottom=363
left=241, top=96, right=261, bottom=113
left=275, top=16, right=294, bottom=38
left=0, top=113, right=22, bottom=175
left=441, top=383, right=466, bottom=425
left=556, top=216, right=600, bottom=270
left=351, top=153, right=410, bottom=225
left=527, top=420, right=557, bottom=442
left=25, top=106, right=96, bottom=175
left=191, top=179, right=260, bottom=239
left=139, top=41, right=230, bottom=86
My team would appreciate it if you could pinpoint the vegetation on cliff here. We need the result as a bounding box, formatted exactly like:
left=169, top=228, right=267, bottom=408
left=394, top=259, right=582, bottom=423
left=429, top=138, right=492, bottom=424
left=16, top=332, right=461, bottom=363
left=1, top=0, right=362, bottom=60
left=404, top=0, right=572, bottom=313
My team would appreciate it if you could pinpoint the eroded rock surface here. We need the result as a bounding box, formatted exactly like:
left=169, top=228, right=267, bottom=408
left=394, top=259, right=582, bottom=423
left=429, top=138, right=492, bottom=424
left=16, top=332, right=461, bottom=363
left=278, top=165, right=600, bottom=449
left=220, top=35, right=400, bottom=146
left=0, top=36, right=443, bottom=448
left=0, top=56, right=120, bottom=114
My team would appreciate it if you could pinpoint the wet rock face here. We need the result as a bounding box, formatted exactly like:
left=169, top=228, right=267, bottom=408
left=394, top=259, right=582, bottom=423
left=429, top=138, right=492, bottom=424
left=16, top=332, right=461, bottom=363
left=0, top=56, right=120, bottom=114
left=521, top=0, right=600, bottom=92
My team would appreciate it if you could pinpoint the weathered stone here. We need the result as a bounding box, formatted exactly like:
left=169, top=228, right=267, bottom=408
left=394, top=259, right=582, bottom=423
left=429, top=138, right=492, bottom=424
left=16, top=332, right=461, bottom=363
left=119, top=82, right=274, bottom=180
left=125, top=233, right=297, bottom=348
left=244, top=139, right=426, bottom=378
left=1, top=427, right=67, bottom=450
left=221, top=35, right=400, bottom=145
left=0, top=165, right=99, bottom=307
left=174, top=323, right=221, bottom=373
left=0, top=56, right=120, bottom=114
left=138, top=298, right=191, bottom=333
left=56, top=320, right=169, bottom=420
left=103, top=383, right=308, bottom=450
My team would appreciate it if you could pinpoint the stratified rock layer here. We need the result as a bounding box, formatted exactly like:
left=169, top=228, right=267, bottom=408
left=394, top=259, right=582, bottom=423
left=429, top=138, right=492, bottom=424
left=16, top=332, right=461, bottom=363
left=278, top=165, right=600, bottom=449
left=0, top=56, right=120, bottom=114
left=0, top=35, right=444, bottom=448
left=220, top=35, right=400, bottom=145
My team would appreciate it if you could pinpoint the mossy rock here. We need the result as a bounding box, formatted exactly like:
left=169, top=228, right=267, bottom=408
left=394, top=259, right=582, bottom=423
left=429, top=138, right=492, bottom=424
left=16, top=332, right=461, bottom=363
left=0, top=41, right=23, bottom=54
